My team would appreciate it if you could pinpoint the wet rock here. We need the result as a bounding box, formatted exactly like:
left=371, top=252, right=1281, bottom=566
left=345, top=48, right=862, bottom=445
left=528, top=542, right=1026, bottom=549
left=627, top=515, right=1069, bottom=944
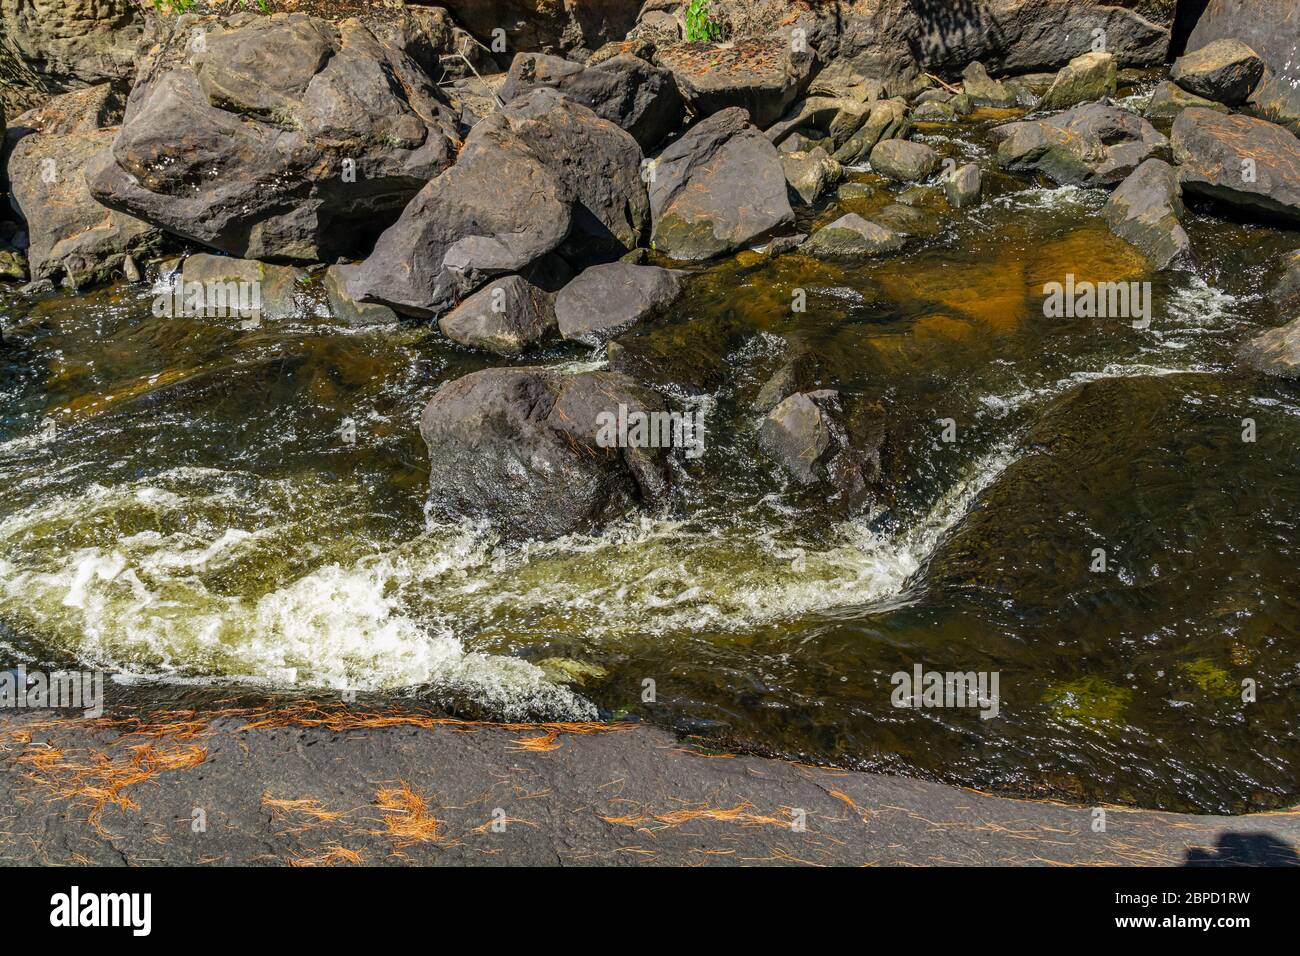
left=324, top=264, right=398, bottom=327
left=1102, top=159, right=1194, bottom=272
left=180, top=254, right=305, bottom=322
left=1172, top=108, right=1300, bottom=223
left=440, top=0, right=643, bottom=54
left=944, top=163, right=983, bottom=210
left=804, top=214, right=905, bottom=260
left=1271, top=251, right=1300, bottom=311
left=758, top=389, right=885, bottom=513
left=500, top=52, right=683, bottom=149
left=767, top=96, right=871, bottom=149
left=869, top=139, right=938, bottom=182
left=753, top=337, right=818, bottom=414
left=1188, top=0, right=1300, bottom=135
left=1171, top=39, right=1265, bottom=107
left=781, top=147, right=843, bottom=205
left=994, top=103, right=1168, bottom=188
left=89, top=14, right=460, bottom=264
left=6, top=87, right=162, bottom=288
left=962, top=62, right=1016, bottom=108
left=555, top=262, right=683, bottom=347
left=832, top=98, right=910, bottom=165
left=912, top=100, right=959, bottom=123
left=351, top=87, right=647, bottom=317
left=420, top=367, right=673, bottom=541
left=1144, top=81, right=1230, bottom=121
left=608, top=310, right=747, bottom=395
left=1038, top=52, right=1118, bottom=111
left=439, top=274, right=557, bottom=356
left=1238, top=319, right=1300, bottom=379
left=873, top=203, right=943, bottom=239
left=649, top=107, right=793, bottom=260
left=657, top=37, right=815, bottom=128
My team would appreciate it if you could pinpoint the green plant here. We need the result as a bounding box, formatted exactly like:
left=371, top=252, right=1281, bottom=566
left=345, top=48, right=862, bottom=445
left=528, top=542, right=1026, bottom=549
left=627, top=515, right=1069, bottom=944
left=151, top=0, right=196, bottom=13
left=684, top=0, right=723, bottom=42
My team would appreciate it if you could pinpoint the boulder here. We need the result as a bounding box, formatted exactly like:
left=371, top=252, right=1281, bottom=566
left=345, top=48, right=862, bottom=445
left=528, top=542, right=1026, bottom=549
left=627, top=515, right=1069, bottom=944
left=944, top=162, right=983, bottom=209
left=832, top=98, right=909, bottom=165
left=657, top=38, right=815, bottom=128
left=1101, top=159, right=1195, bottom=272
left=1172, top=108, right=1300, bottom=223
left=872, top=202, right=943, bottom=239
left=804, top=213, right=905, bottom=260
left=324, top=264, right=398, bottom=327
left=438, top=0, right=644, bottom=54
left=350, top=87, right=648, bottom=317
left=806, top=59, right=885, bottom=105
left=179, top=254, right=306, bottom=323
left=766, top=96, right=871, bottom=149
left=1237, top=319, right=1300, bottom=379
left=88, top=14, right=461, bottom=263
left=439, top=274, right=557, bottom=356
left=1187, top=0, right=1300, bottom=135
left=962, top=62, right=1016, bottom=107
left=500, top=52, right=683, bottom=149
left=912, top=99, right=959, bottom=122
left=758, top=389, right=885, bottom=514
left=6, top=87, right=162, bottom=288
left=994, top=103, right=1169, bottom=188
left=869, top=138, right=938, bottom=182
left=420, top=367, right=673, bottom=541
left=1143, top=81, right=1230, bottom=121
left=781, top=147, right=842, bottom=205
left=555, top=263, right=683, bottom=346
left=0, top=0, right=143, bottom=108
left=648, top=107, right=793, bottom=260
left=1038, top=52, right=1118, bottom=111
left=1171, top=39, right=1265, bottom=107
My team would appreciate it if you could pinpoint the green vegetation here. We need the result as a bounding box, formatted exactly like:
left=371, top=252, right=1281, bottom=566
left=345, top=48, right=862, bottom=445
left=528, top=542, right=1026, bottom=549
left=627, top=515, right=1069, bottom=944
left=151, top=0, right=272, bottom=14
left=684, top=0, right=723, bottom=43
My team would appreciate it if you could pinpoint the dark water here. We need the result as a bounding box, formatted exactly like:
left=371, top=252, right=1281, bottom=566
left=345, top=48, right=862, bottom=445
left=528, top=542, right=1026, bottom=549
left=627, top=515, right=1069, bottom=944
left=1, top=89, right=1297, bottom=813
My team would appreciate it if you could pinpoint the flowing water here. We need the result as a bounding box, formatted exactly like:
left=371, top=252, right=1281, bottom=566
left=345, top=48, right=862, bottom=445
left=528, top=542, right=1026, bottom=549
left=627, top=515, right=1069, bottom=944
left=1, top=99, right=1297, bottom=813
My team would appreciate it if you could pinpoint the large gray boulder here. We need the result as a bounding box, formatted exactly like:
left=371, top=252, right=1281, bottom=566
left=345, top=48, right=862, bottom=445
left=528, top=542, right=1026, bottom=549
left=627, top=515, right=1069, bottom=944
left=648, top=107, right=793, bottom=260
left=804, top=213, right=905, bottom=261
left=500, top=52, right=683, bottom=149
left=758, top=389, right=886, bottom=514
left=1187, top=0, right=1300, bottom=135
left=657, top=37, right=815, bottom=128
left=1171, top=39, right=1265, bottom=107
left=1102, top=159, right=1195, bottom=272
left=420, top=367, right=674, bottom=541
left=6, top=86, right=162, bottom=287
left=1037, top=51, right=1118, bottom=112
left=781, top=146, right=842, bottom=205
left=1238, top=319, right=1300, bottom=379
left=766, top=96, right=871, bottom=150
left=349, top=87, right=648, bottom=317
left=88, top=14, right=460, bottom=263
left=1172, top=108, right=1300, bottom=223
left=869, top=138, right=938, bottom=182
left=555, top=263, right=683, bottom=347
left=438, top=274, right=557, bottom=356
left=994, top=103, right=1168, bottom=188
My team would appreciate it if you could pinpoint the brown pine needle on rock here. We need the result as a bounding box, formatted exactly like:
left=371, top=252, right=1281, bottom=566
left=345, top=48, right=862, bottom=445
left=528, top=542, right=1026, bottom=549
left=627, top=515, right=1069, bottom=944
left=374, top=781, right=444, bottom=849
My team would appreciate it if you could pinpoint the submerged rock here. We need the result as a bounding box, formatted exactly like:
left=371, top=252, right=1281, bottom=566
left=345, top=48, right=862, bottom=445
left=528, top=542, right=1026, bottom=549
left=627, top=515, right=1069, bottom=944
left=1238, top=319, right=1300, bottom=380
left=758, top=389, right=886, bottom=514
left=994, top=103, right=1168, bottom=188
left=870, top=139, right=938, bottom=182
left=555, top=263, right=683, bottom=347
left=804, top=214, right=905, bottom=260
left=1171, top=39, right=1265, bottom=107
left=1038, top=51, right=1117, bottom=112
left=657, top=37, right=814, bottom=128
left=1102, top=159, right=1195, bottom=272
left=649, top=107, right=793, bottom=260
left=500, top=52, right=683, bottom=150
left=439, top=274, right=557, bottom=356
left=1172, top=108, right=1300, bottom=223
left=89, top=14, right=461, bottom=263
left=420, top=367, right=673, bottom=540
